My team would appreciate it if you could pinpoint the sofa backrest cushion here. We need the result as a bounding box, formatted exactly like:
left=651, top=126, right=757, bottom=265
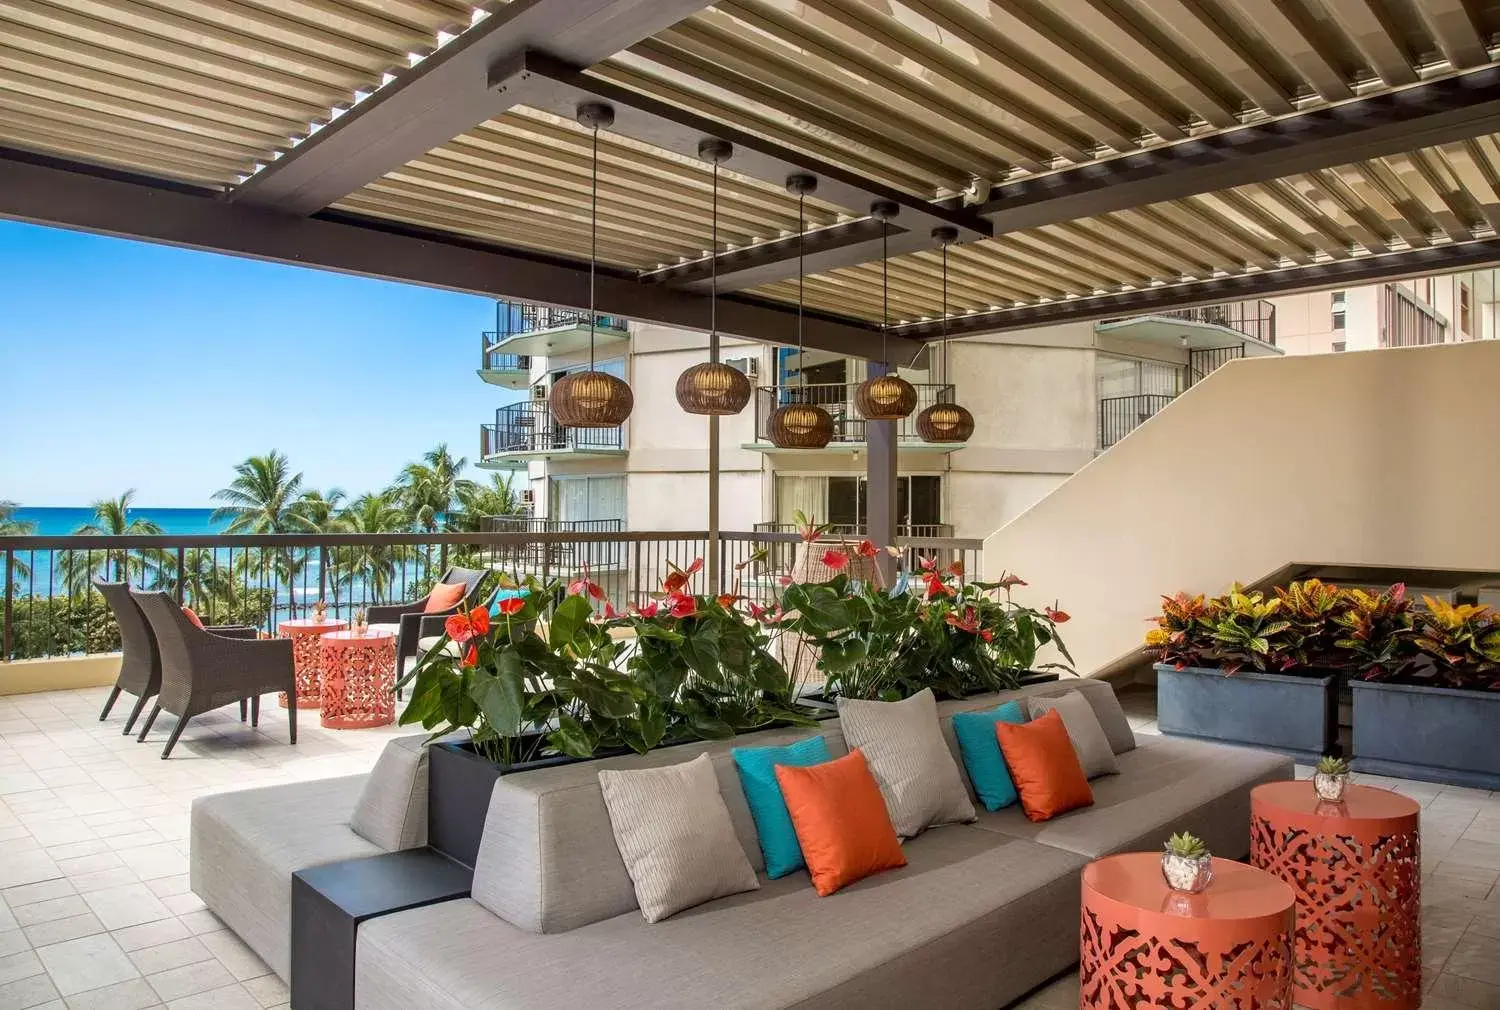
left=349, top=735, right=430, bottom=851
left=470, top=725, right=847, bottom=934
left=1028, top=691, right=1119, bottom=778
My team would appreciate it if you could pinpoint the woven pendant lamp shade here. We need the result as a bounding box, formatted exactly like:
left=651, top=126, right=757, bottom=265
left=550, top=370, right=634, bottom=427
left=676, top=361, right=751, bottom=415
left=855, top=373, right=918, bottom=420
left=916, top=401, right=974, bottom=442
left=768, top=401, right=835, bottom=449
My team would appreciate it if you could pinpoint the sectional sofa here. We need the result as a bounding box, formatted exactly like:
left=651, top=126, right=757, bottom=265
left=190, top=680, right=1292, bottom=1008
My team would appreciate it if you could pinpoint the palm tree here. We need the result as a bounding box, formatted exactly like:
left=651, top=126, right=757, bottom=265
left=59, top=490, right=167, bottom=591
left=212, top=452, right=311, bottom=613
left=331, top=492, right=411, bottom=604
left=452, top=472, right=525, bottom=531
left=296, top=488, right=347, bottom=608
left=0, top=501, right=36, bottom=588
left=394, top=444, right=470, bottom=532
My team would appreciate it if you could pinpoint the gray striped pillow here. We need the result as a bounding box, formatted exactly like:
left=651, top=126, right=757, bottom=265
left=837, top=688, right=977, bottom=838
left=598, top=753, right=760, bottom=923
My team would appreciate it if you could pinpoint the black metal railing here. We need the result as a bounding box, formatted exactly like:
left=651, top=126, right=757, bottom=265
left=481, top=402, right=624, bottom=458
left=1164, top=300, right=1276, bottom=345
left=1098, top=393, right=1176, bottom=448
left=484, top=300, right=627, bottom=346
left=753, top=522, right=955, bottom=539
left=478, top=518, right=625, bottom=534
left=480, top=338, right=530, bottom=372
left=752, top=382, right=956, bottom=445
left=0, top=530, right=982, bottom=661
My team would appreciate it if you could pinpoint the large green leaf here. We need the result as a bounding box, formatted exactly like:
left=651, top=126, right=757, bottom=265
left=548, top=713, right=596, bottom=758
left=549, top=593, right=593, bottom=650
left=467, top=649, right=526, bottom=737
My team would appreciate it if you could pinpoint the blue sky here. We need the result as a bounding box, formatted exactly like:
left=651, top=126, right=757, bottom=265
left=0, top=220, right=519, bottom=507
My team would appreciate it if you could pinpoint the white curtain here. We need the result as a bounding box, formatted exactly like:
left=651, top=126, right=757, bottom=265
left=776, top=476, right=826, bottom=528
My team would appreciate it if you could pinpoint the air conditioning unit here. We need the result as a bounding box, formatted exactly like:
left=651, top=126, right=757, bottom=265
left=532, top=384, right=547, bottom=401
left=726, top=356, right=759, bottom=378
left=519, top=489, right=535, bottom=506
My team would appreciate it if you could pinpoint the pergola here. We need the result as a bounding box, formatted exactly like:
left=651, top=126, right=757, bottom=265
left=5, top=0, right=1500, bottom=549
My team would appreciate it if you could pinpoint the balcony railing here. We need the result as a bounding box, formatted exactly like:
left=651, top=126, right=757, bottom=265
left=484, top=301, right=626, bottom=345
left=1099, top=393, right=1176, bottom=448
left=481, top=401, right=624, bottom=458
left=480, top=337, right=531, bottom=372
left=1101, top=300, right=1276, bottom=346
left=477, top=518, right=625, bottom=534
left=1, top=530, right=981, bottom=661
left=752, top=522, right=955, bottom=539
left=752, top=383, right=957, bottom=445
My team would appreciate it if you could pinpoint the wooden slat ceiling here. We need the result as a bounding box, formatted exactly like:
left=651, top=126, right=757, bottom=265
left=4, top=0, right=1500, bottom=329
left=0, top=0, right=475, bottom=187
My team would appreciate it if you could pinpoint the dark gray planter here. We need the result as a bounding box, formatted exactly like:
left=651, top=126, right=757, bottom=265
left=1351, top=678, right=1500, bottom=789
left=1155, top=663, right=1338, bottom=761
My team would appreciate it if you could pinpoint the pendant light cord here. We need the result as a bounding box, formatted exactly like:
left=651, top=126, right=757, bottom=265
left=881, top=216, right=890, bottom=366
left=588, top=122, right=599, bottom=373
left=942, top=240, right=950, bottom=386
left=797, top=190, right=805, bottom=395
left=710, top=158, right=719, bottom=363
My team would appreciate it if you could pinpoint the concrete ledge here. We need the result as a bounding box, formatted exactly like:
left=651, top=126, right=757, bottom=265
left=0, top=654, right=121, bottom=695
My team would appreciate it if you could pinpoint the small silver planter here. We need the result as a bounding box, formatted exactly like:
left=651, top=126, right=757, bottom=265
left=1161, top=851, right=1214, bottom=894
left=1313, top=771, right=1349, bottom=802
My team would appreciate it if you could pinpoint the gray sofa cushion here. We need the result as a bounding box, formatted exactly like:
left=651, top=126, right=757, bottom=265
left=356, top=826, right=1086, bottom=1010
left=350, top=735, right=430, bottom=851
left=971, top=734, right=1293, bottom=859
left=470, top=725, right=848, bottom=934
left=190, top=775, right=380, bottom=981
left=1028, top=691, right=1118, bottom=778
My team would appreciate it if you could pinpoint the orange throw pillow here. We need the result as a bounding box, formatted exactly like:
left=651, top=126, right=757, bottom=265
left=424, top=581, right=467, bottom=614
left=181, top=607, right=205, bottom=630
left=775, top=749, right=907, bottom=896
left=995, top=709, right=1094, bottom=823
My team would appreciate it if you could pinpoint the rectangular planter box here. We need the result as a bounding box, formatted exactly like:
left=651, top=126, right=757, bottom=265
left=1351, top=678, right=1500, bottom=789
left=1155, top=663, right=1338, bottom=762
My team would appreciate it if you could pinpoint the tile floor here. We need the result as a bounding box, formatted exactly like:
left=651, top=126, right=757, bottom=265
left=0, top=687, right=404, bottom=1009
left=0, top=682, right=1495, bottom=1008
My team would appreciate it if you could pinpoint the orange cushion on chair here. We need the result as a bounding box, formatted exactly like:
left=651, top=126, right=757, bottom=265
left=181, top=607, right=205, bottom=629
left=423, top=581, right=467, bottom=614
left=995, top=709, right=1094, bottom=823
left=775, top=748, right=907, bottom=896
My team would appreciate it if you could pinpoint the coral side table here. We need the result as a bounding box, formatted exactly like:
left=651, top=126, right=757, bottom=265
left=278, top=618, right=348, bottom=710
left=1251, top=781, right=1422, bottom=1009
left=1080, top=853, right=1295, bottom=1010
left=319, top=630, right=397, bottom=730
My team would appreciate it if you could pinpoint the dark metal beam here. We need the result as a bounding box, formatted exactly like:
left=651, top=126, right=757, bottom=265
left=0, top=150, right=902, bottom=361
left=895, top=240, right=1500, bottom=339
left=656, top=67, right=1500, bottom=294
left=497, top=52, right=992, bottom=245
left=229, top=0, right=715, bottom=215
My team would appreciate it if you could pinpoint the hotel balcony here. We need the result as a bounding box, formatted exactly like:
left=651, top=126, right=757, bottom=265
left=745, top=382, right=964, bottom=453
left=1096, top=299, right=1279, bottom=350
left=484, top=302, right=630, bottom=359
left=478, top=401, right=626, bottom=470
left=476, top=339, right=532, bottom=389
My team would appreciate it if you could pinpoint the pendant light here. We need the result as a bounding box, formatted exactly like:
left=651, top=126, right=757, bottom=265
left=550, top=102, right=634, bottom=429
left=768, top=174, right=835, bottom=449
left=916, top=226, right=975, bottom=443
left=855, top=201, right=918, bottom=421
left=676, top=139, right=753, bottom=415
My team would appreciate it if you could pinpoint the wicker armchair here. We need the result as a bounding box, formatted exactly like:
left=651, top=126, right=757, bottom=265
left=368, top=566, right=488, bottom=677
left=93, top=580, right=256, bottom=736
left=132, top=591, right=297, bottom=759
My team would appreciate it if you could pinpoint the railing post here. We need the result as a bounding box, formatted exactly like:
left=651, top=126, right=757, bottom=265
left=866, top=363, right=899, bottom=584
left=632, top=540, right=642, bottom=608
left=174, top=547, right=185, bottom=606
left=3, top=549, right=13, bottom=661
left=318, top=545, right=328, bottom=606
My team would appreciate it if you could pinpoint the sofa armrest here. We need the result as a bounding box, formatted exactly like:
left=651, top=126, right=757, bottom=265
left=207, top=625, right=259, bottom=640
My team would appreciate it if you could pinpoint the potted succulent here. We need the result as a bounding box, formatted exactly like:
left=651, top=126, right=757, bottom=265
left=1347, top=591, right=1500, bottom=788
left=1313, top=755, right=1350, bottom=802
left=1160, top=832, right=1213, bottom=894
left=1148, top=581, right=1341, bottom=760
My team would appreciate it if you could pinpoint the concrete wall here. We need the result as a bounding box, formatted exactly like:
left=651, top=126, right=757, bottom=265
left=982, top=340, right=1500, bottom=677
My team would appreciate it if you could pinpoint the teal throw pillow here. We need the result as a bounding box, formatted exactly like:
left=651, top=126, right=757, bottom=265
left=489, top=588, right=530, bottom=619
left=952, top=702, right=1028, bottom=811
left=731, top=736, right=833, bottom=878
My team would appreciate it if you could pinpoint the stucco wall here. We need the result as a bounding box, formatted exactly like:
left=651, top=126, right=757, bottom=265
left=982, top=341, right=1500, bottom=677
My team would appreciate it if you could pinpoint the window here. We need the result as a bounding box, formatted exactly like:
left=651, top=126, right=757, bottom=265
left=1461, top=283, right=1472, bottom=336
left=1095, top=354, right=1184, bottom=400
left=1332, top=341, right=1346, bottom=353
left=1331, top=290, right=1346, bottom=331
left=775, top=475, right=943, bottom=535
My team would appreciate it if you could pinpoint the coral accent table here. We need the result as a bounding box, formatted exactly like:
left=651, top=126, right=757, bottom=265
left=1251, top=781, right=1422, bottom=1009
left=277, top=618, right=348, bottom=709
left=318, top=630, right=397, bottom=730
left=1080, top=853, right=1294, bottom=1009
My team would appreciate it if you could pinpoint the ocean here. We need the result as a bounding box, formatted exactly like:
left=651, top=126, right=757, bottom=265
left=14, top=506, right=227, bottom=537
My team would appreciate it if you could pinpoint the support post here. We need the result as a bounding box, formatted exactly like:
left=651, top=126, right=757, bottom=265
left=707, top=324, right=722, bottom=593
left=865, top=362, right=899, bottom=585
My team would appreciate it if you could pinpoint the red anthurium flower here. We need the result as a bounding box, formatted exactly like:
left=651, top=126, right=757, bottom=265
left=445, top=612, right=476, bottom=644
left=996, top=571, right=1028, bottom=590
left=945, top=606, right=981, bottom=634
left=716, top=593, right=744, bottom=609
left=685, top=557, right=704, bottom=576
left=631, top=601, right=660, bottom=619
left=919, top=555, right=937, bottom=572
left=945, top=561, right=964, bottom=578
left=461, top=644, right=478, bottom=668
left=980, top=629, right=994, bottom=643
left=855, top=540, right=879, bottom=558
left=923, top=573, right=954, bottom=599
left=468, top=606, right=490, bottom=636
left=748, top=602, right=779, bottom=623
left=662, top=570, right=689, bottom=594
left=666, top=592, right=696, bottom=619
left=498, top=596, right=524, bottom=617
left=603, top=602, right=620, bottom=619
left=776, top=575, right=792, bottom=586
left=822, top=549, right=849, bottom=571
left=1045, top=603, right=1071, bottom=624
